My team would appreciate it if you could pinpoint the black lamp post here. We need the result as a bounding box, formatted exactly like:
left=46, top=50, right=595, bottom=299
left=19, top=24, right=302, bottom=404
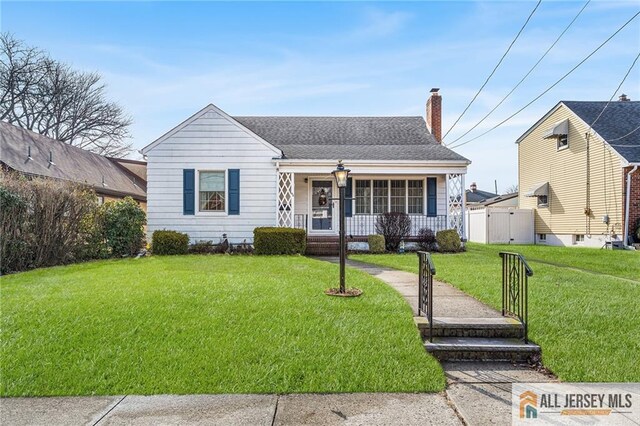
left=332, top=160, right=350, bottom=294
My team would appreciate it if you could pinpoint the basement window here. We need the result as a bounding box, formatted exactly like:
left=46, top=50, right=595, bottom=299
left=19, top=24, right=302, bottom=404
left=538, top=234, right=546, bottom=242
left=574, top=234, right=584, bottom=243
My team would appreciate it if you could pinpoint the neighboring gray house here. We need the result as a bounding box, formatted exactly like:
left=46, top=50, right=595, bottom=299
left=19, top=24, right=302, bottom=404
left=0, top=121, right=147, bottom=207
left=141, top=90, right=470, bottom=250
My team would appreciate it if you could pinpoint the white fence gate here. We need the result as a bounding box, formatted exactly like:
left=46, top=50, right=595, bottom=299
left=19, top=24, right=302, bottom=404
left=467, top=207, right=534, bottom=244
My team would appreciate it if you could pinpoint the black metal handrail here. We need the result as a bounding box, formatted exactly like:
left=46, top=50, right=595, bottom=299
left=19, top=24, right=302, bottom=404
left=417, top=251, right=436, bottom=342
left=499, top=252, right=533, bottom=343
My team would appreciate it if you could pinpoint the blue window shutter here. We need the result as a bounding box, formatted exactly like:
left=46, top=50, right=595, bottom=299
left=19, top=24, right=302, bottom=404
left=427, top=177, right=437, bottom=217
left=228, top=169, right=240, bottom=215
left=345, top=177, right=353, bottom=217
left=183, top=169, right=195, bottom=215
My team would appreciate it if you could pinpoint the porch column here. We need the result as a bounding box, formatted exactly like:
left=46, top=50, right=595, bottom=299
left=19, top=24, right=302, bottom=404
left=447, top=173, right=465, bottom=238
left=277, top=171, right=295, bottom=227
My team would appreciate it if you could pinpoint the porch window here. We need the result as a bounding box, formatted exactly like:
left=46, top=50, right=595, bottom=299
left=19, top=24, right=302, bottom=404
left=390, top=180, right=406, bottom=213
left=372, top=180, right=388, bottom=214
left=355, top=180, right=371, bottom=214
left=199, top=171, right=225, bottom=212
left=408, top=180, right=424, bottom=214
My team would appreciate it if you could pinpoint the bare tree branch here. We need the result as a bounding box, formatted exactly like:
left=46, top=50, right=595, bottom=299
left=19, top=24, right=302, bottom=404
left=0, top=33, right=132, bottom=157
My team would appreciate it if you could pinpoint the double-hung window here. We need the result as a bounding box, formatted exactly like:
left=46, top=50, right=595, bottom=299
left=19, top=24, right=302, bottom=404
left=408, top=180, right=424, bottom=214
left=355, top=180, right=371, bottom=214
left=199, top=171, right=225, bottom=212
left=390, top=180, right=406, bottom=213
left=372, top=180, right=388, bottom=214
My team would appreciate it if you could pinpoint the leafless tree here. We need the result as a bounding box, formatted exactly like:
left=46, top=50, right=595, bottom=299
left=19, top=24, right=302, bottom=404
left=504, top=184, right=519, bottom=194
left=1, top=33, right=132, bottom=157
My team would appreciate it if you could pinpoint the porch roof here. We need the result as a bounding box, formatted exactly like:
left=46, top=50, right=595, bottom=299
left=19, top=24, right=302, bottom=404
left=234, top=116, right=469, bottom=163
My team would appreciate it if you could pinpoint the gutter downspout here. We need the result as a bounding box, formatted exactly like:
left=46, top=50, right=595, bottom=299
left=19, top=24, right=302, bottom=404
left=624, top=165, right=638, bottom=247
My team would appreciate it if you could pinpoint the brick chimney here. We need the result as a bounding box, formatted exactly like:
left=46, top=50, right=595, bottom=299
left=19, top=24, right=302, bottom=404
left=426, top=88, right=442, bottom=143
left=619, top=93, right=630, bottom=102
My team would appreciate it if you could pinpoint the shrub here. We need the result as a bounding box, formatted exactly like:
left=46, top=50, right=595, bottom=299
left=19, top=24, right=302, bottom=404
left=189, top=240, right=216, bottom=254
left=1, top=172, right=99, bottom=274
left=254, top=227, right=306, bottom=255
left=152, top=230, right=189, bottom=255
left=436, top=229, right=463, bottom=253
left=417, top=228, right=437, bottom=251
left=368, top=234, right=385, bottom=253
left=101, top=197, right=146, bottom=257
left=375, top=212, right=411, bottom=251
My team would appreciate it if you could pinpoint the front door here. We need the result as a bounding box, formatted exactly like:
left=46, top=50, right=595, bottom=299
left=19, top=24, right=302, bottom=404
left=311, top=180, right=333, bottom=232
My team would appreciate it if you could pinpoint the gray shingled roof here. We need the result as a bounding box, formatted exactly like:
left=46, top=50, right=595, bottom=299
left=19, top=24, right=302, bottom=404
left=0, top=121, right=146, bottom=200
left=564, top=101, right=640, bottom=163
left=466, top=188, right=499, bottom=203
left=233, top=116, right=469, bottom=162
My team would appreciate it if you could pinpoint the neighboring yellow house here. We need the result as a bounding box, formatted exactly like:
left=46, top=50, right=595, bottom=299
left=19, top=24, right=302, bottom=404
left=517, top=97, right=640, bottom=248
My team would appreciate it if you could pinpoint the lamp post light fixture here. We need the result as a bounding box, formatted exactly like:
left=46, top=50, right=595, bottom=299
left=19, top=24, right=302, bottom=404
left=332, top=160, right=351, bottom=294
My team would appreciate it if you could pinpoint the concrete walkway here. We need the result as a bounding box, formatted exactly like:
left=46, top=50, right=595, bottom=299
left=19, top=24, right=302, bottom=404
left=322, top=256, right=557, bottom=426
left=1, top=393, right=463, bottom=426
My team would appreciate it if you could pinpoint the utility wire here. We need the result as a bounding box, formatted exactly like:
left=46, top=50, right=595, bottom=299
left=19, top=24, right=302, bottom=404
left=448, top=10, right=640, bottom=150
left=588, top=50, right=640, bottom=130
left=609, top=124, right=640, bottom=143
left=441, top=0, right=542, bottom=141
left=445, top=0, right=590, bottom=146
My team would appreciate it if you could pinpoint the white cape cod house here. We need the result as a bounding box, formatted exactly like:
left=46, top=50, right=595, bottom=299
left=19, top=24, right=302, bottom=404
left=141, top=90, right=470, bottom=251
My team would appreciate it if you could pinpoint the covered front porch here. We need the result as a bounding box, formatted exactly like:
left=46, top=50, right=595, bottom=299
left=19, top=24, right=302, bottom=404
left=275, top=160, right=467, bottom=241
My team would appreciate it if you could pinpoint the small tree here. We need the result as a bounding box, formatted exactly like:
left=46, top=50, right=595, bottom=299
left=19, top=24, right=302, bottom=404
left=375, top=212, right=411, bottom=251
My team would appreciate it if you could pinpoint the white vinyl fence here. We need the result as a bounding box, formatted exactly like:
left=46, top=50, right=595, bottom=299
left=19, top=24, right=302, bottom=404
left=467, top=207, right=534, bottom=244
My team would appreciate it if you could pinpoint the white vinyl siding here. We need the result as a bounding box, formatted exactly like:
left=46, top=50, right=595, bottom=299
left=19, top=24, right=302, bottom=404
left=145, top=108, right=278, bottom=243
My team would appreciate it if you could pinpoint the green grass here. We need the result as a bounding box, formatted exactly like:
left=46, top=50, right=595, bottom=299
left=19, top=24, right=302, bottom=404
left=352, top=244, right=640, bottom=383
left=0, top=256, right=444, bottom=397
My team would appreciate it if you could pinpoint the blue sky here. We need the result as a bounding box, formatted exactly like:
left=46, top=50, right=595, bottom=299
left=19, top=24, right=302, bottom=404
left=2, top=1, right=639, bottom=192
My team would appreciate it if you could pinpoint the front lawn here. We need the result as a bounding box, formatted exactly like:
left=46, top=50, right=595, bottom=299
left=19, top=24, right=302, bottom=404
left=352, top=244, right=640, bottom=383
left=0, top=256, right=444, bottom=396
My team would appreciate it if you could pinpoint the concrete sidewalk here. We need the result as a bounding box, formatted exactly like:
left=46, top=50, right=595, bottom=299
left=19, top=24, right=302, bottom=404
left=320, top=256, right=557, bottom=426
left=1, top=393, right=463, bottom=426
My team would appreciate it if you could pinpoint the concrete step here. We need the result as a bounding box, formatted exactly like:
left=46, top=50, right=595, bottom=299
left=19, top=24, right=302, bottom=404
left=424, top=337, right=540, bottom=362
left=415, top=316, right=524, bottom=339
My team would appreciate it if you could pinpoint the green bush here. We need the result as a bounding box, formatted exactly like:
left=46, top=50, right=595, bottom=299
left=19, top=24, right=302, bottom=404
left=436, top=229, right=463, bottom=253
left=152, top=230, right=189, bottom=255
left=254, top=227, right=306, bottom=255
left=101, top=197, right=146, bottom=257
left=368, top=234, right=385, bottom=253
left=189, top=240, right=217, bottom=254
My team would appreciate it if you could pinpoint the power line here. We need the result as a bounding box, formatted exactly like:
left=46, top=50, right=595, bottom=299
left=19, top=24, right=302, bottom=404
left=441, top=0, right=542, bottom=141
left=608, top=124, right=640, bottom=144
left=448, top=10, right=640, bottom=150
left=445, top=0, right=591, bottom=146
left=588, top=50, right=640, bottom=130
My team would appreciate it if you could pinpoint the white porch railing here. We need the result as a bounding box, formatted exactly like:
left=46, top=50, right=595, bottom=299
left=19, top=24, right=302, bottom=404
left=294, top=214, right=448, bottom=237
